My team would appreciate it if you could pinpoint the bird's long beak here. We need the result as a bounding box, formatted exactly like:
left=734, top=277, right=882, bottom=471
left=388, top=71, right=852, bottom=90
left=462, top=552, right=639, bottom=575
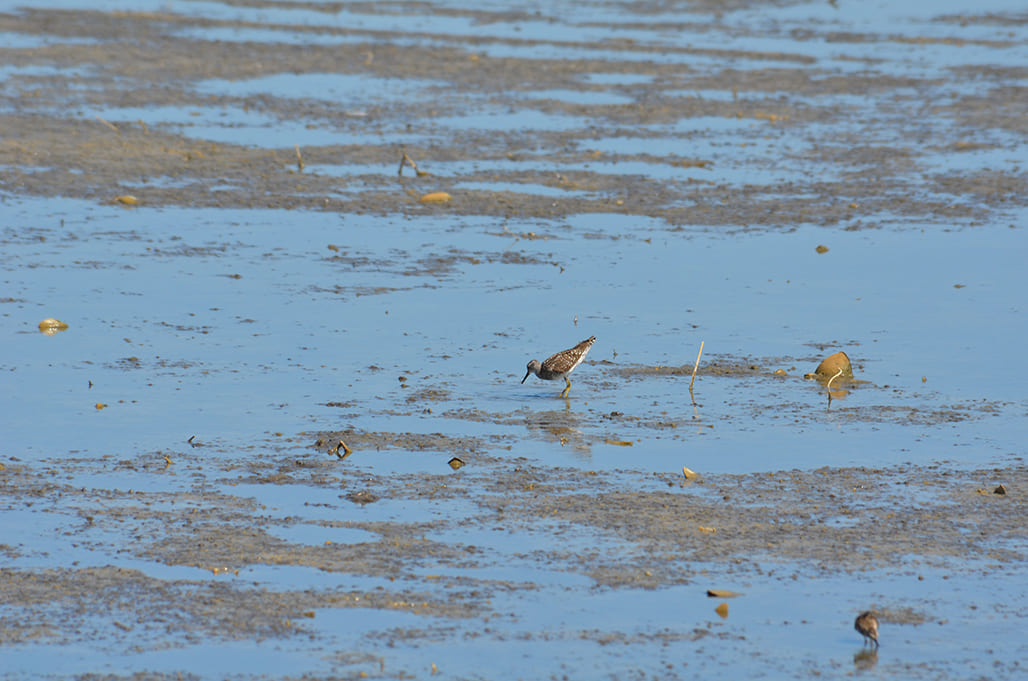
left=521, top=370, right=530, bottom=384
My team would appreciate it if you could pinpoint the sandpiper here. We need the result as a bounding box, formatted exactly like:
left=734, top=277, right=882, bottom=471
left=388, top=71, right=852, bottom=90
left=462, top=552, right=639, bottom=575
left=522, top=336, right=596, bottom=398
left=854, top=611, right=879, bottom=648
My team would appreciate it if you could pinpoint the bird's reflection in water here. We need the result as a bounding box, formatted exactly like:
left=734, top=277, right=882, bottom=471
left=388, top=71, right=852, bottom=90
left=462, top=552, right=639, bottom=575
left=853, top=647, right=878, bottom=670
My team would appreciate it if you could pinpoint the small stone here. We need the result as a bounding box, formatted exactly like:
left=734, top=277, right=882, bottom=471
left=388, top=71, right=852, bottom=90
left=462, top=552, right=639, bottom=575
left=706, top=589, right=742, bottom=598
left=38, top=318, right=69, bottom=335
left=993, top=484, right=1007, bottom=495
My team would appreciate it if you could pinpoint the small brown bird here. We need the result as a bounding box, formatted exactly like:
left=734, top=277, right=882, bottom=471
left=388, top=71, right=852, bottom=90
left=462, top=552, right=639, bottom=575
left=522, top=336, right=596, bottom=398
left=854, top=611, right=880, bottom=648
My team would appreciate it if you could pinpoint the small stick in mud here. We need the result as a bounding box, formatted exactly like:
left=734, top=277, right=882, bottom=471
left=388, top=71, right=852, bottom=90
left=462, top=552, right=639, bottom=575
left=689, top=340, right=704, bottom=391
left=826, top=367, right=843, bottom=408
left=501, top=224, right=522, bottom=247
left=294, top=145, right=304, bottom=171
left=398, top=151, right=429, bottom=177
left=94, top=115, right=119, bottom=133
left=330, top=440, right=353, bottom=460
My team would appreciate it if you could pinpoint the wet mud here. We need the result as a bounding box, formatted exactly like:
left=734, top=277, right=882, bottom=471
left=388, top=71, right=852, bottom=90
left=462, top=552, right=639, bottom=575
left=2, top=1, right=1027, bottom=679
left=1, top=6, right=1025, bottom=225
left=1, top=450, right=1023, bottom=647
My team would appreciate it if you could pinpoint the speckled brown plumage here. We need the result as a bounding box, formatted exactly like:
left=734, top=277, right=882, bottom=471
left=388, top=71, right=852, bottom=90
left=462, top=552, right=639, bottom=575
left=854, top=611, right=879, bottom=648
left=522, top=336, right=596, bottom=398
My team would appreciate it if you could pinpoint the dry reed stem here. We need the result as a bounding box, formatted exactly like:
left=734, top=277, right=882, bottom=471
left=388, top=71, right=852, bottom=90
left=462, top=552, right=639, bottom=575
left=398, top=151, right=420, bottom=176
left=689, top=340, right=705, bottom=391
left=826, top=367, right=843, bottom=392
left=94, top=115, right=119, bottom=133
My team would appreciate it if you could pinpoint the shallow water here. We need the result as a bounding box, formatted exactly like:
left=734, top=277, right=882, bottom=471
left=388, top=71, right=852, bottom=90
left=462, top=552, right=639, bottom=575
left=1, top=0, right=1026, bottom=679
left=4, top=198, right=1023, bottom=471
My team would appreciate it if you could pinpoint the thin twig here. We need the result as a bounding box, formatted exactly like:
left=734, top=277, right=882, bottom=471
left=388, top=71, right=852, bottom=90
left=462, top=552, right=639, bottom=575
left=398, top=151, right=429, bottom=177
left=826, top=367, right=843, bottom=392
left=826, top=367, right=843, bottom=410
left=398, top=151, right=419, bottom=176
left=330, top=440, right=353, bottom=460
left=94, top=115, right=119, bottom=133
left=689, top=340, right=705, bottom=391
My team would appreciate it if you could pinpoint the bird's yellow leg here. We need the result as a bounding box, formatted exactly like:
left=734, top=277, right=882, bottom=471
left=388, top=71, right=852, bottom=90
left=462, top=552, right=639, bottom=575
left=559, top=377, right=571, bottom=398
